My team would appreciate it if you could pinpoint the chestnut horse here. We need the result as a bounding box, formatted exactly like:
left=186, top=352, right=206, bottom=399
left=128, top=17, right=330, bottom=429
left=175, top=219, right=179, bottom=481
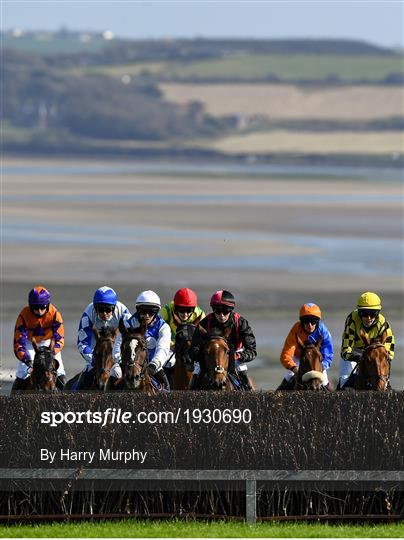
left=294, top=336, right=324, bottom=390
left=197, top=326, right=250, bottom=391
left=171, top=313, right=203, bottom=390
left=355, top=329, right=390, bottom=391
left=118, top=319, right=152, bottom=392
left=24, top=338, right=59, bottom=393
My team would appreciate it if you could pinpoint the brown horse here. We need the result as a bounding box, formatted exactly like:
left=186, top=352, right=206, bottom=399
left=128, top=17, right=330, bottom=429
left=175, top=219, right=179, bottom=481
left=355, top=329, right=390, bottom=391
left=196, top=326, right=238, bottom=390
left=91, top=327, right=117, bottom=391
left=118, top=319, right=152, bottom=392
left=25, top=338, right=59, bottom=393
left=171, top=313, right=203, bottom=390
left=295, top=336, right=324, bottom=390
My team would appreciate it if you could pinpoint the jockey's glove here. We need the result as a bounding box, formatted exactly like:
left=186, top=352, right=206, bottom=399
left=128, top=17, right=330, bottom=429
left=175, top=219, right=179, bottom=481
left=291, top=365, right=298, bottom=374
left=24, top=359, right=33, bottom=369
left=147, top=361, right=159, bottom=377
left=182, top=352, right=192, bottom=365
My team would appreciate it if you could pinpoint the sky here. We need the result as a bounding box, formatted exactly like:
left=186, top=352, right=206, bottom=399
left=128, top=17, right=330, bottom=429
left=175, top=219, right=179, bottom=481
left=1, top=1, right=403, bottom=48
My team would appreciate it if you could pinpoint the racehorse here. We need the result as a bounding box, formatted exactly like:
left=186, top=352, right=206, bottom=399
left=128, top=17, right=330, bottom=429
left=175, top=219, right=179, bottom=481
left=91, top=327, right=117, bottom=391
left=354, top=329, right=390, bottom=391
left=171, top=313, right=203, bottom=390
left=196, top=326, right=238, bottom=391
left=294, top=336, right=324, bottom=390
left=26, top=338, right=59, bottom=393
left=117, top=319, right=152, bottom=392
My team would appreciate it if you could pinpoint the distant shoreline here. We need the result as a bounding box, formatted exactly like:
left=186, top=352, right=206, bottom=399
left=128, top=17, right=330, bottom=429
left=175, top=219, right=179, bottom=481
left=3, top=151, right=403, bottom=174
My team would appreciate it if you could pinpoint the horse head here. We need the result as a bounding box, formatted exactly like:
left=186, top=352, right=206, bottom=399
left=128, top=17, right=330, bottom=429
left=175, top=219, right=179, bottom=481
left=92, top=326, right=117, bottom=391
left=296, top=336, right=324, bottom=390
left=356, top=329, right=390, bottom=391
left=173, top=313, right=202, bottom=372
left=119, top=319, right=148, bottom=390
left=31, top=338, right=58, bottom=393
left=202, top=325, right=232, bottom=390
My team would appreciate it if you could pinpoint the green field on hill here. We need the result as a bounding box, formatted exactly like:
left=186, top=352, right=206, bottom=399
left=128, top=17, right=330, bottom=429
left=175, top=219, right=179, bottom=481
left=69, top=53, right=404, bottom=82
left=1, top=519, right=403, bottom=538
left=161, top=53, right=404, bottom=81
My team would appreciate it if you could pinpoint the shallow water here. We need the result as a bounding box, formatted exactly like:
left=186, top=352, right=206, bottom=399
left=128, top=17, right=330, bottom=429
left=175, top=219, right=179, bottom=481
left=3, top=160, right=403, bottom=182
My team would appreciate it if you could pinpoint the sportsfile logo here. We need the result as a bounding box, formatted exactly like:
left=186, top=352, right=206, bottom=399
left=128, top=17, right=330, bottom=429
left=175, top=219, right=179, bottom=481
left=40, top=407, right=252, bottom=427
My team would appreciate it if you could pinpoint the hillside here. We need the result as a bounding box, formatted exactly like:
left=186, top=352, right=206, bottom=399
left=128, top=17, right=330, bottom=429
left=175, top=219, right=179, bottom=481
left=2, top=33, right=403, bottom=164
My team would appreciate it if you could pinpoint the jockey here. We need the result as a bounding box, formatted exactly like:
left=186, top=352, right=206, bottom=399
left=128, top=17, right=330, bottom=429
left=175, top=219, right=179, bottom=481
left=338, top=291, right=395, bottom=389
left=125, top=290, right=171, bottom=391
left=189, top=290, right=256, bottom=390
left=77, top=286, right=131, bottom=387
left=277, top=303, right=333, bottom=390
left=12, top=286, right=65, bottom=392
left=161, top=287, right=205, bottom=365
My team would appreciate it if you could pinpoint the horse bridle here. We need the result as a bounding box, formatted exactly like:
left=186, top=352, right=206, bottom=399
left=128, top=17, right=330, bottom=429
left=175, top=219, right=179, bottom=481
left=361, top=342, right=390, bottom=389
left=175, top=324, right=196, bottom=365
left=94, top=336, right=115, bottom=377
left=205, top=336, right=230, bottom=387
left=31, top=347, right=58, bottom=388
left=122, top=336, right=148, bottom=380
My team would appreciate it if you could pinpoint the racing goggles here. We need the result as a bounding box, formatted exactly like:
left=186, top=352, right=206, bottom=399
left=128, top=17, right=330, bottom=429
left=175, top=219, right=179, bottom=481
left=300, top=316, right=320, bottom=326
left=358, top=309, right=379, bottom=318
left=96, top=304, right=114, bottom=314
left=32, top=304, right=48, bottom=311
left=137, top=306, right=159, bottom=316
left=175, top=306, right=195, bottom=314
left=213, top=305, right=233, bottom=315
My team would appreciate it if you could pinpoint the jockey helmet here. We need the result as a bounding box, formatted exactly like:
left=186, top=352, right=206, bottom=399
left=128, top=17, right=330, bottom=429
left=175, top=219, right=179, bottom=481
left=357, top=291, right=381, bottom=311
left=136, top=290, right=161, bottom=309
left=210, top=290, right=235, bottom=308
left=299, top=303, right=321, bottom=321
left=29, top=286, right=51, bottom=306
left=174, top=288, right=197, bottom=308
left=93, top=286, right=117, bottom=306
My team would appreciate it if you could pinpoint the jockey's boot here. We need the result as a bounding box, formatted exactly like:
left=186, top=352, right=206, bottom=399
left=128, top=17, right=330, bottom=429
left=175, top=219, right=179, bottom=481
left=56, top=375, right=66, bottom=391
left=154, top=369, right=170, bottom=391
left=238, top=370, right=252, bottom=391
left=164, top=366, right=175, bottom=388
left=276, top=377, right=295, bottom=391
left=188, top=373, right=199, bottom=390
left=11, top=377, right=27, bottom=393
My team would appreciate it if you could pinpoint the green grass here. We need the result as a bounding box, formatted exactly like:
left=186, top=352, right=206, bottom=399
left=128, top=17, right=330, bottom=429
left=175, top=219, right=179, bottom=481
left=1, top=519, right=403, bottom=538
left=164, top=53, right=404, bottom=81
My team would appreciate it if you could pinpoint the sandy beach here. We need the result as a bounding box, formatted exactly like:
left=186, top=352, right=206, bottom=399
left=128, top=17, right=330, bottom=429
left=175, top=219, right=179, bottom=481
left=1, top=158, right=403, bottom=391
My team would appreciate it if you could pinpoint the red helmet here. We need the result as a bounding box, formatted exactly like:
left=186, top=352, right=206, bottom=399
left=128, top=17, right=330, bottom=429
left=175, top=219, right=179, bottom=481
left=174, top=288, right=198, bottom=307
left=210, top=290, right=235, bottom=308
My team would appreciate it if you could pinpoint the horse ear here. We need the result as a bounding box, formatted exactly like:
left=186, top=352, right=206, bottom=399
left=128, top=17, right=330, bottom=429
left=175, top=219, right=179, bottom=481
left=194, top=313, right=203, bottom=326
left=140, top=319, right=148, bottom=335
left=93, top=327, right=100, bottom=341
left=31, top=337, right=38, bottom=353
left=297, top=336, right=305, bottom=349
left=315, top=336, right=322, bottom=349
left=378, top=329, right=388, bottom=344
left=173, top=311, right=182, bottom=327
left=224, top=325, right=232, bottom=339
left=49, top=339, right=55, bottom=352
left=119, top=318, right=127, bottom=336
left=359, top=328, right=370, bottom=347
